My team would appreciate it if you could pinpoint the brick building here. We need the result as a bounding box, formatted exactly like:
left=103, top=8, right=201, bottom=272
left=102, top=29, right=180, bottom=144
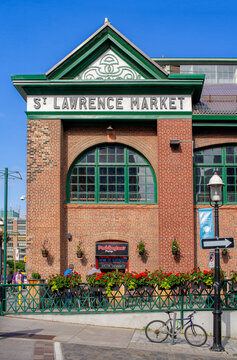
left=12, top=21, right=237, bottom=280
left=0, top=211, right=26, bottom=263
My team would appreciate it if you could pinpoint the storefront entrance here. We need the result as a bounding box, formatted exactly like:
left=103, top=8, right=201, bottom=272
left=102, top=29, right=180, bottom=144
left=96, top=242, right=128, bottom=272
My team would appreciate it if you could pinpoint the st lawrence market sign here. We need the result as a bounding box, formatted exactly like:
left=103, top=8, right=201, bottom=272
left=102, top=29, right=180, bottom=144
left=96, top=243, right=128, bottom=256
left=27, top=95, right=191, bottom=112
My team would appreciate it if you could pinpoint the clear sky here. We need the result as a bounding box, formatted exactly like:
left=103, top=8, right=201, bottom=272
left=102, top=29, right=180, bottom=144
left=0, top=0, right=236, bottom=216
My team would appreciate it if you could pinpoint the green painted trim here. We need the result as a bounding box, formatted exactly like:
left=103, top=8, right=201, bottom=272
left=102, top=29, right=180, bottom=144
left=107, top=34, right=165, bottom=80
left=13, top=78, right=204, bottom=87
left=11, top=74, right=47, bottom=80
left=25, top=111, right=192, bottom=120
left=66, top=144, right=157, bottom=204
left=192, top=115, right=237, bottom=121
left=63, top=42, right=110, bottom=79
left=47, top=27, right=167, bottom=81
left=13, top=79, right=204, bottom=104
left=53, top=36, right=109, bottom=79
left=169, top=74, right=205, bottom=80
left=193, top=122, right=237, bottom=127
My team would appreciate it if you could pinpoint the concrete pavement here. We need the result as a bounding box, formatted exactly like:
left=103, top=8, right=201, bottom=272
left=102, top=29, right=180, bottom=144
left=0, top=316, right=236, bottom=359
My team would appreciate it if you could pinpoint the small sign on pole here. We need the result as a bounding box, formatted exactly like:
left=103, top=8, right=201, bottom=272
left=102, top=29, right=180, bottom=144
left=15, top=247, right=19, bottom=261
left=209, top=252, right=215, bottom=268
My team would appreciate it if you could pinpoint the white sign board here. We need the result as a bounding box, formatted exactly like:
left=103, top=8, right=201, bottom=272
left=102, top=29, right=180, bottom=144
left=209, top=252, right=215, bottom=268
left=27, top=95, right=192, bottom=112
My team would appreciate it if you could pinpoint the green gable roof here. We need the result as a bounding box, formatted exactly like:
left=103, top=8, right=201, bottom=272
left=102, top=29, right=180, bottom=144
left=11, top=21, right=204, bottom=104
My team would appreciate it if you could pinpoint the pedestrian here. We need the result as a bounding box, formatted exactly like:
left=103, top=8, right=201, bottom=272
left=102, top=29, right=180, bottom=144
left=87, top=264, right=102, bottom=308
left=12, top=269, right=24, bottom=284
left=87, top=263, right=101, bottom=276
left=64, top=264, right=74, bottom=276
left=7, top=271, right=13, bottom=284
left=64, top=264, right=74, bottom=308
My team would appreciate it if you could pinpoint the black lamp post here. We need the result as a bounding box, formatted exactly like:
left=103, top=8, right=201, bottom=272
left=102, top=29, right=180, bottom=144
left=207, top=172, right=225, bottom=352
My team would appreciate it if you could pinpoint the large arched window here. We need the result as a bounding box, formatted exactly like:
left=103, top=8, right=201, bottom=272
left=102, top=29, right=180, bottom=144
left=194, top=145, right=237, bottom=204
left=67, top=144, right=157, bottom=204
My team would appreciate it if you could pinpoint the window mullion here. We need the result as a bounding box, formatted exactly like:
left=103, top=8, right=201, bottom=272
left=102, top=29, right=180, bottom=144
left=222, top=147, right=227, bottom=204
left=95, top=148, right=99, bottom=203
left=125, top=148, right=128, bottom=203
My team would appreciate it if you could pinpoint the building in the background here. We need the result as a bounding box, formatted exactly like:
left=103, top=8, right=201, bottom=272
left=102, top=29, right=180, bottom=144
left=0, top=211, right=26, bottom=262
left=11, top=20, right=237, bottom=280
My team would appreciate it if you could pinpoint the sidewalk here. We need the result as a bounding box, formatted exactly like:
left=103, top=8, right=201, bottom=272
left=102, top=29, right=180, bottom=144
left=0, top=315, right=236, bottom=359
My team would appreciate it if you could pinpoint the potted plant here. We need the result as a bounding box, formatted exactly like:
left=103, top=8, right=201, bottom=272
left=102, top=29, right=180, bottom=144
left=48, top=272, right=81, bottom=292
left=136, top=240, right=146, bottom=256
left=41, top=244, right=49, bottom=257
left=172, top=239, right=180, bottom=255
left=32, top=272, right=41, bottom=280
left=190, top=267, right=204, bottom=290
left=76, top=242, right=84, bottom=258
left=230, top=270, right=237, bottom=291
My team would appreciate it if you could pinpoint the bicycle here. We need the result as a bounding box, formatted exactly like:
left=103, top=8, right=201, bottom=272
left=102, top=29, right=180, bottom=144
left=145, top=310, right=207, bottom=346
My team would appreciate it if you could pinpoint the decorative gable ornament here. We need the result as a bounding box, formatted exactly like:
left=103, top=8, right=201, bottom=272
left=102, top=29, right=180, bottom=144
left=75, top=50, right=144, bottom=80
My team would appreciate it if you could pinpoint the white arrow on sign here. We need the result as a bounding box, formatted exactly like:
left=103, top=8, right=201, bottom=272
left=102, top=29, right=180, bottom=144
left=203, top=238, right=232, bottom=248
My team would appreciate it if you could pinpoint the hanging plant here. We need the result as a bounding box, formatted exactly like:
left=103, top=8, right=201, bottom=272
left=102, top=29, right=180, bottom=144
left=76, top=241, right=84, bottom=258
left=172, top=239, right=180, bottom=255
left=136, top=240, right=146, bottom=256
left=41, top=241, right=49, bottom=257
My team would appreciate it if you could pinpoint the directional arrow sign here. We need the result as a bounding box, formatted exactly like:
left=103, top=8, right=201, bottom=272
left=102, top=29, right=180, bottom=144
left=202, top=237, right=234, bottom=250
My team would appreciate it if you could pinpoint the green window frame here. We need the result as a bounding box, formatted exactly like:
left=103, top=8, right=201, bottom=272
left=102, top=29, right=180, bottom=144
left=194, top=145, right=237, bottom=204
left=67, top=144, right=157, bottom=204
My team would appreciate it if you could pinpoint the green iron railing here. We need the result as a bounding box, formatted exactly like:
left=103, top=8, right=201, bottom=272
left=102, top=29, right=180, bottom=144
left=0, top=280, right=236, bottom=316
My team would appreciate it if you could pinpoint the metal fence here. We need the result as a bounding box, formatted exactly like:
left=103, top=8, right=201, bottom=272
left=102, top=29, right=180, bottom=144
left=0, top=280, right=236, bottom=316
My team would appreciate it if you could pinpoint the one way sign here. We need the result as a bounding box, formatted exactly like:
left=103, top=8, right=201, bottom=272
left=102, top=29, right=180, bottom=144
left=202, top=237, right=234, bottom=250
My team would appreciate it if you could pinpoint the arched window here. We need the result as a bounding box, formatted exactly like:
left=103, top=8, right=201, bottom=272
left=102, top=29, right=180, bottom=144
left=194, top=145, right=237, bottom=204
left=67, top=144, right=157, bottom=204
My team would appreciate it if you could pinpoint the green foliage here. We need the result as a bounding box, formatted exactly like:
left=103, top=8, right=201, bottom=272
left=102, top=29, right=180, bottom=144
left=48, top=272, right=82, bottom=292
left=31, top=272, right=41, bottom=280
left=171, top=239, right=180, bottom=252
left=230, top=270, right=237, bottom=283
left=86, top=271, right=123, bottom=295
left=136, top=240, right=146, bottom=255
left=76, top=242, right=83, bottom=255
left=7, top=260, right=25, bottom=273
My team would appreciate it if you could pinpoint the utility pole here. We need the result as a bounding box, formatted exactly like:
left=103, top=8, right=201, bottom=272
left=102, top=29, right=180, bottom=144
left=0, top=169, right=22, bottom=284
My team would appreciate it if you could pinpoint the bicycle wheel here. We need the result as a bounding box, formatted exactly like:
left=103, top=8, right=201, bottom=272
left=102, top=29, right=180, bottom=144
left=184, top=324, right=207, bottom=346
left=145, top=320, right=169, bottom=343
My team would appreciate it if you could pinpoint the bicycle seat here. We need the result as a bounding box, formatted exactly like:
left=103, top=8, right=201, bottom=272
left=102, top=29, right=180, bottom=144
left=165, top=310, right=174, bottom=314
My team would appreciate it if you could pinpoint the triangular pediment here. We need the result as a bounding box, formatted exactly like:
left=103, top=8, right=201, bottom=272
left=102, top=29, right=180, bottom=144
left=46, top=21, right=168, bottom=80
left=75, top=49, right=145, bottom=80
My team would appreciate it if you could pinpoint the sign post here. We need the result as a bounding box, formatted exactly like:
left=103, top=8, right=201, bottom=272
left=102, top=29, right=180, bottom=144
left=201, top=235, right=234, bottom=352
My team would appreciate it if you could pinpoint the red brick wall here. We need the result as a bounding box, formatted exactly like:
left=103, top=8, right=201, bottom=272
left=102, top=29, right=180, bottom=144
left=66, top=204, right=158, bottom=281
left=63, top=124, right=159, bottom=280
left=27, top=118, right=64, bottom=278
left=26, top=118, right=237, bottom=280
left=157, top=118, right=195, bottom=272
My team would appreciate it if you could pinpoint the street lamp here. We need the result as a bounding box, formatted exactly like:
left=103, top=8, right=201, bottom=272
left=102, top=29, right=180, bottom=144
left=207, top=172, right=225, bottom=352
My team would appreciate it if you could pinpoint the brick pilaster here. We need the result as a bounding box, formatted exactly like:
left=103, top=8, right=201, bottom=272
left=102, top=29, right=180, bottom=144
left=157, top=118, right=194, bottom=272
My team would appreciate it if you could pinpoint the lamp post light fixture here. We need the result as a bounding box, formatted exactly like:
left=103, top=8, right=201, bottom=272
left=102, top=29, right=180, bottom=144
left=207, top=172, right=225, bottom=352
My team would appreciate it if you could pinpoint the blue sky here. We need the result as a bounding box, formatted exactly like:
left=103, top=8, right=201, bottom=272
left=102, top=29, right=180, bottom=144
left=0, top=0, right=236, bottom=216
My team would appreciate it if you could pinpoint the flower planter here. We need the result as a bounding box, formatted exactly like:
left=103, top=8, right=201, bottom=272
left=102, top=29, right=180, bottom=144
left=77, top=253, right=83, bottom=259
left=172, top=250, right=179, bottom=255
left=42, top=251, right=48, bottom=258
left=138, top=251, right=145, bottom=256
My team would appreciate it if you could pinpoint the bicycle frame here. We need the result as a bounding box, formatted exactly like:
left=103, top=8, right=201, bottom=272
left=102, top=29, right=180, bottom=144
left=166, top=311, right=194, bottom=336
